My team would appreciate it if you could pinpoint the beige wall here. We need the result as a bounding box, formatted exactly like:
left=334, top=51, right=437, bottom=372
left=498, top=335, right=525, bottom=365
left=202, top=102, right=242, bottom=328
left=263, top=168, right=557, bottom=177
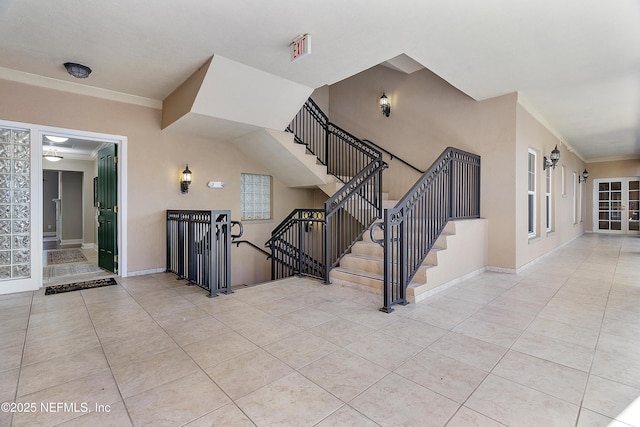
left=515, top=104, right=585, bottom=269
left=584, top=159, right=640, bottom=231
left=0, top=79, right=317, bottom=285
left=44, top=158, right=97, bottom=246
left=327, top=65, right=518, bottom=269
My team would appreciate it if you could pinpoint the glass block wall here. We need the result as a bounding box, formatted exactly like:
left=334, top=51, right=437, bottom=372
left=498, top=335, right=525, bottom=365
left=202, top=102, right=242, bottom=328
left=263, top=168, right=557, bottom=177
left=240, top=173, right=271, bottom=220
left=0, top=127, right=31, bottom=280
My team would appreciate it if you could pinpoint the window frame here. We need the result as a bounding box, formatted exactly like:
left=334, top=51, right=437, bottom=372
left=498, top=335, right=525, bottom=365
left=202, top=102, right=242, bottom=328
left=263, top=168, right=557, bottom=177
left=240, top=173, right=272, bottom=221
left=528, top=149, right=536, bottom=238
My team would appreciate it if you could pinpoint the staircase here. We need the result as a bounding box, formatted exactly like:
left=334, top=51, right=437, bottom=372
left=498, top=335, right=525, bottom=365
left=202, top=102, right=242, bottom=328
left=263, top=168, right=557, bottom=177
left=330, top=213, right=456, bottom=302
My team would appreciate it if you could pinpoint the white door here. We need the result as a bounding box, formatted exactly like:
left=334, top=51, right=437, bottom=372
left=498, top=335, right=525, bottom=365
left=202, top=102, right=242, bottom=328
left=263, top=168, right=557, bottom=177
left=594, top=178, right=640, bottom=233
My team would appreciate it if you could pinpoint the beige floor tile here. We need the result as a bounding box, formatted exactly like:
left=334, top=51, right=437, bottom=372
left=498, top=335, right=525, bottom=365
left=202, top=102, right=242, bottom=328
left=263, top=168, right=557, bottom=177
left=17, top=347, right=109, bottom=397
left=205, top=348, right=293, bottom=400
left=395, top=349, right=488, bottom=403
left=55, top=401, right=132, bottom=427
left=0, top=312, right=29, bottom=335
left=590, top=349, right=640, bottom=389
left=182, top=328, right=258, bottom=369
left=428, top=332, right=507, bottom=371
left=126, top=370, right=230, bottom=427
left=526, top=317, right=600, bottom=349
left=537, top=304, right=604, bottom=330
left=596, top=332, right=640, bottom=362
left=184, top=403, right=254, bottom=427
left=231, top=317, right=303, bottom=347
left=150, top=305, right=211, bottom=328
left=466, top=375, right=579, bottom=427
left=80, top=284, right=131, bottom=305
left=111, top=347, right=200, bottom=398
left=340, top=308, right=395, bottom=330
left=93, top=316, right=163, bottom=344
left=379, top=316, right=447, bottom=348
left=582, top=375, right=640, bottom=426
left=263, top=331, right=339, bottom=369
left=0, top=295, right=31, bottom=310
left=601, top=313, right=640, bottom=342
left=500, top=282, right=559, bottom=305
left=236, top=372, right=342, bottom=427
left=194, top=295, right=252, bottom=315
left=307, top=318, right=376, bottom=347
left=211, top=304, right=273, bottom=327
left=0, top=368, right=19, bottom=401
left=299, top=349, right=389, bottom=402
left=576, top=408, right=628, bottom=427
left=346, top=332, right=422, bottom=370
left=447, top=406, right=505, bottom=427
left=22, top=328, right=101, bottom=366
left=12, top=369, right=121, bottom=427
left=492, top=350, right=588, bottom=405
left=512, top=331, right=594, bottom=372
left=350, top=373, right=459, bottom=427
left=471, top=305, right=536, bottom=330
left=101, top=329, right=179, bottom=368
left=487, top=295, right=544, bottom=317
left=312, top=298, right=367, bottom=317
left=315, top=405, right=379, bottom=427
left=0, top=329, right=26, bottom=351
left=453, top=316, right=522, bottom=347
left=277, top=306, right=335, bottom=329
left=402, top=303, right=471, bottom=330
left=0, top=345, right=23, bottom=373
left=27, top=306, right=91, bottom=329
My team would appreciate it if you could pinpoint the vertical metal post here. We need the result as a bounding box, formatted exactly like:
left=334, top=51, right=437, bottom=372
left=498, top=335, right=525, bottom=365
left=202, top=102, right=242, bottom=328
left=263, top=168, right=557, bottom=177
left=380, top=209, right=393, bottom=313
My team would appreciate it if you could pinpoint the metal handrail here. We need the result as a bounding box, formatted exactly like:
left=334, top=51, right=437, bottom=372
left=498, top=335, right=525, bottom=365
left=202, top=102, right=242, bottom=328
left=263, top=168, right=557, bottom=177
left=232, top=240, right=271, bottom=259
left=285, top=97, right=386, bottom=282
left=362, top=138, right=424, bottom=174
left=375, top=147, right=481, bottom=313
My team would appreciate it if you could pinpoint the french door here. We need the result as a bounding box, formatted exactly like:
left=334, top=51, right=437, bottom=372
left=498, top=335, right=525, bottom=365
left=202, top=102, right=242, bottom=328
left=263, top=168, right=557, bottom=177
left=595, top=178, right=640, bottom=233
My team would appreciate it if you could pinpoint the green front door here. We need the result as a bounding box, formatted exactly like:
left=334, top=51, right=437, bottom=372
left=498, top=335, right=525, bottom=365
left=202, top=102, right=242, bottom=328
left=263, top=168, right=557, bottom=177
left=97, top=145, right=117, bottom=273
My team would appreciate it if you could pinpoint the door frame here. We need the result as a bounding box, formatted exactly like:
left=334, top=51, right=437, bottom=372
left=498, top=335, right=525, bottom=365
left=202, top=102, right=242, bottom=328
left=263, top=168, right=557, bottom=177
left=592, top=177, right=639, bottom=234
left=38, top=126, right=128, bottom=280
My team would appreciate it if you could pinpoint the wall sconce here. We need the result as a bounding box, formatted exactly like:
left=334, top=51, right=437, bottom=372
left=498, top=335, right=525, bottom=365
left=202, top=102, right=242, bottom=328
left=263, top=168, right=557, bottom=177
left=543, top=145, right=560, bottom=170
left=379, top=92, right=390, bottom=117
left=578, top=169, right=589, bottom=183
left=180, top=164, right=192, bottom=194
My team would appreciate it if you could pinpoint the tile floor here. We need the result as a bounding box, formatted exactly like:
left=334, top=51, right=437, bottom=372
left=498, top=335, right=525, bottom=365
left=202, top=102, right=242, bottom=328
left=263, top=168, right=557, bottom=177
left=1, top=233, right=639, bottom=426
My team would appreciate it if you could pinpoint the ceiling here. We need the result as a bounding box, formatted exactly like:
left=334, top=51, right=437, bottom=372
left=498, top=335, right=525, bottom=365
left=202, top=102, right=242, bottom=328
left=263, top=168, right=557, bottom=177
left=1, top=0, right=639, bottom=162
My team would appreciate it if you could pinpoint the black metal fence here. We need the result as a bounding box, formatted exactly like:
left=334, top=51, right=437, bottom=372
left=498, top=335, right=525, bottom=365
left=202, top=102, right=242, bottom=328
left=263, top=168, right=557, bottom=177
left=371, top=147, right=481, bottom=312
left=166, top=210, right=233, bottom=297
left=267, top=209, right=325, bottom=280
left=277, top=98, right=385, bottom=281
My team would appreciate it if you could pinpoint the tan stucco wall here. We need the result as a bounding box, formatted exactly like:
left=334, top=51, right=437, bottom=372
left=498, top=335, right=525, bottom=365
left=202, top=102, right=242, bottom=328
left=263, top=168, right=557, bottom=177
left=583, top=159, right=640, bottom=231
left=326, top=65, right=517, bottom=269
left=515, top=103, right=586, bottom=269
left=0, top=78, right=318, bottom=286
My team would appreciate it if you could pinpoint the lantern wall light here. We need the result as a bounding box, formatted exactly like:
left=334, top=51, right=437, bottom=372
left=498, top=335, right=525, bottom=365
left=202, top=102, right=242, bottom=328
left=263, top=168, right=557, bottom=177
left=180, top=164, right=192, bottom=194
left=543, top=145, right=561, bottom=170
left=578, top=169, right=589, bottom=183
left=380, top=92, right=390, bottom=117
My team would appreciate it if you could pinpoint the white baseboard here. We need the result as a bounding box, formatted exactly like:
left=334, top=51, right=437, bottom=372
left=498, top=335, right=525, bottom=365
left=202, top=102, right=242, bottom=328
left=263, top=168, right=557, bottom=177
left=486, top=266, right=517, bottom=274
left=81, top=243, right=97, bottom=250
left=43, top=232, right=56, bottom=238
left=61, top=239, right=83, bottom=246
left=127, top=267, right=166, bottom=277
left=43, top=236, right=58, bottom=242
left=411, top=267, right=486, bottom=304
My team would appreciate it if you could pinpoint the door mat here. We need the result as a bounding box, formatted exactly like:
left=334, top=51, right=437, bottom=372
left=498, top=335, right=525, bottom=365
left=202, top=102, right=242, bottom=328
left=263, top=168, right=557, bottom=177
left=45, top=277, right=117, bottom=295
left=46, top=249, right=87, bottom=265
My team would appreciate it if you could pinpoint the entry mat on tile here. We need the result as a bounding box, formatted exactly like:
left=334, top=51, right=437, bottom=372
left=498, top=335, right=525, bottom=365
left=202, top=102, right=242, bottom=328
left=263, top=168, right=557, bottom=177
left=46, top=249, right=88, bottom=265
left=45, top=277, right=117, bottom=295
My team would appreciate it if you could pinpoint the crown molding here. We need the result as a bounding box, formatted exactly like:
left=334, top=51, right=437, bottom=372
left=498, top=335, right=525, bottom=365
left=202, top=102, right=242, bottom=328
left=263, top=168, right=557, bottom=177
left=0, top=67, right=162, bottom=109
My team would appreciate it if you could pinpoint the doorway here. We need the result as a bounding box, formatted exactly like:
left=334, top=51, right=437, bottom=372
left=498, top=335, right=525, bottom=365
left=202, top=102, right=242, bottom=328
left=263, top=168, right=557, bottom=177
left=594, top=178, right=640, bottom=233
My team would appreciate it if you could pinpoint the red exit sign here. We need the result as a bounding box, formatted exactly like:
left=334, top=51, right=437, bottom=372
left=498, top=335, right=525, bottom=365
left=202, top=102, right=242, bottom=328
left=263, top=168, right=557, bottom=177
left=290, top=34, right=311, bottom=62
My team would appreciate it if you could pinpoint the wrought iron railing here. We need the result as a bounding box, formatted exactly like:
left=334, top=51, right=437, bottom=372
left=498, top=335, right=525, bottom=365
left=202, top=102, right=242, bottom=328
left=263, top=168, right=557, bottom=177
left=267, top=209, right=325, bottom=280
left=166, top=210, right=234, bottom=297
left=371, top=147, right=480, bottom=312
left=273, top=98, right=385, bottom=281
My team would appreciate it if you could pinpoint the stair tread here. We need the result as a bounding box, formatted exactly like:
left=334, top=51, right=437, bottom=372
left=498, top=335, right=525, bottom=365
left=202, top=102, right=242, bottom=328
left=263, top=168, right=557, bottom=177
left=332, top=267, right=383, bottom=280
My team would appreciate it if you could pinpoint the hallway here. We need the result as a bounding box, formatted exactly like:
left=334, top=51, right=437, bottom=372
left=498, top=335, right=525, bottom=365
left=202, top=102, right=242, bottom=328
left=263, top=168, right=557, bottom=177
left=1, top=233, right=639, bottom=426
left=42, top=245, right=115, bottom=287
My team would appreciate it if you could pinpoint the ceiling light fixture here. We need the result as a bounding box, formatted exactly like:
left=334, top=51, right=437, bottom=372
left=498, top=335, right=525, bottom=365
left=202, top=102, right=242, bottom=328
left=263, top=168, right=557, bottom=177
left=45, top=135, right=69, bottom=143
left=64, top=62, right=92, bottom=79
left=43, top=149, right=64, bottom=162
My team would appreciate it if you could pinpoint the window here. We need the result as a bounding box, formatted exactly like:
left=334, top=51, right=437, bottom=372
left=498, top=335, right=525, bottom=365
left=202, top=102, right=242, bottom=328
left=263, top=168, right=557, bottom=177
left=240, top=173, right=272, bottom=220
left=545, top=166, right=552, bottom=232
left=528, top=150, right=536, bottom=237
left=572, top=171, right=577, bottom=224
